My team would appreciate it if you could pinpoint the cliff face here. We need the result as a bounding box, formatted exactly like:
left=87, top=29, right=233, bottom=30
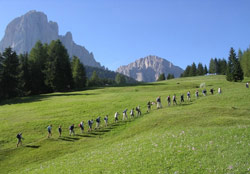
left=0, top=10, right=101, bottom=68
left=116, top=55, right=184, bottom=82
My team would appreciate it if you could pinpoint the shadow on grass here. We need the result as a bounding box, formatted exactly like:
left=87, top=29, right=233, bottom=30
left=0, top=92, right=96, bottom=106
left=25, top=145, right=40, bottom=149
left=76, top=134, right=95, bottom=138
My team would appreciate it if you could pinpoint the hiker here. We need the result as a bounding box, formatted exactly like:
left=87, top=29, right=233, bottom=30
left=104, top=115, right=108, bottom=127
left=167, top=95, right=171, bottom=106
left=147, top=101, right=151, bottom=112
left=16, top=133, right=24, bottom=147
left=173, top=94, right=177, bottom=105
left=47, top=124, right=52, bottom=138
left=156, top=96, right=162, bottom=109
left=114, top=112, right=119, bottom=123
left=210, top=88, right=214, bottom=95
left=79, top=121, right=84, bottom=133
left=202, top=89, right=207, bottom=96
left=96, top=117, right=101, bottom=129
left=58, top=125, right=62, bottom=137
left=246, top=82, right=249, bottom=88
left=123, top=109, right=128, bottom=120
left=218, top=87, right=222, bottom=94
left=69, top=124, right=75, bottom=136
left=187, top=91, right=191, bottom=101
left=180, top=94, right=184, bottom=103
left=195, top=90, right=199, bottom=98
left=88, top=119, right=94, bottom=132
left=136, top=106, right=141, bottom=116
left=130, top=108, right=134, bottom=118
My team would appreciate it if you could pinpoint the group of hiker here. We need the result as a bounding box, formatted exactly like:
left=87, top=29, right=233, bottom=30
left=16, top=83, right=249, bottom=147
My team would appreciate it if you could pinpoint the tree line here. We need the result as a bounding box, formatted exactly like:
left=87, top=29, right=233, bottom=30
left=181, top=47, right=247, bottom=82
left=0, top=40, right=134, bottom=102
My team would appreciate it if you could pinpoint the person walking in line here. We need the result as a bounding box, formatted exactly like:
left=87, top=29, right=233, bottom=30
left=69, top=124, right=75, bottom=136
left=104, top=115, right=108, bottom=127
left=95, top=117, right=101, bottom=129
left=195, top=90, right=199, bottom=98
left=130, top=108, right=134, bottom=118
left=88, top=119, right=94, bottom=132
left=173, top=94, right=177, bottom=105
left=136, top=106, right=141, bottom=116
left=58, top=125, right=62, bottom=137
left=202, top=89, right=207, bottom=96
left=123, top=109, right=128, bottom=120
left=218, top=87, right=222, bottom=94
left=187, top=91, right=191, bottom=101
left=16, top=133, right=24, bottom=147
left=156, top=96, right=162, bottom=109
left=210, top=88, right=214, bottom=95
left=180, top=94, right=184, bottom=103
left=47, top=124, right=52, bottom=138
left=147, top=101, right=151, bottom=112
left=79, top=121, right=84, bottom=133
left=167, top=95, right=171, bottom=106
left=114, top=112, right=119, bottom=123
left=246, top=82, right=249, bottom=88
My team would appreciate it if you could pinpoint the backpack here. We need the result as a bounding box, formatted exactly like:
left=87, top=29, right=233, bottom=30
left=96, top=118, right=99, bottom=122
left=78, top=124, right=81, bottom=127
left=16, top=134, right=21, bottom=139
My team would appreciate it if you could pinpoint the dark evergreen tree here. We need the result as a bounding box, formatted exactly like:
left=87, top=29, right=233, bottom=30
left=88, top=70, right=100, bottom=86
left=190, top=62, right=197, bottom=76
left=29, top=41, right=49, bottom=94
left=167, top=74, right=175, bottom=80
left=226, top=47, right=244, bottom=81
left=204, top=65, right=208, bottom=74
left=157, top=73, right=165, bottom=81
left=115, top=73, right=126, bottom=85
left=45, top=40, right=73, bottom=91
left=19, top=53, right=31, bottom=95
left=209, top=58, right=216, bottom=74
left=197, top=63, right=204, bottom=75
left=241, top=49, right=250, bottom=77
left=0, top=48, right=20, bottom=99
left=183, top=65, right=191, bottom=77
left=218, top=59, right=227, bottom=75
left=71, top=56, right=87, bottom=89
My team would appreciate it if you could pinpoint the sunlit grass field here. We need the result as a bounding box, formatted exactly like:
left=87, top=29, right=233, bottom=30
left=0, top=75, right=249, bottom=173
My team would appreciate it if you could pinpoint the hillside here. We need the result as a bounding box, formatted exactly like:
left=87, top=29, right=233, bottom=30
left=0, top=76, right=249, bottom=173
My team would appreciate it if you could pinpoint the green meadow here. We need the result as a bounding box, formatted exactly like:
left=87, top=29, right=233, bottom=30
left=0, top=75, right=249, bottom=173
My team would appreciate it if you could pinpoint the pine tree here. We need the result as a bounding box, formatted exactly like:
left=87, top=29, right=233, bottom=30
left=71, top=56, right=87, bottom=89
left=0, top=48, right=20, bottom=99
left=226, top=47, right=244, bottom=81
left=167, top=74, right=175, bottom=80
left=157, top=73, right=165, bottom=81
left=209, top=58, right=215, bottom=74
left=190, top=62, right=197, bottom=76
left=45, top=40, right=73, bottom=91
left=19, top=53, right=31, bottom=95
left=115, top=73, right=126, bottom=85
left=183, top=65, right=191, bottom=77
left=197, top=63, right=204, bottom=75
left=29, top=41, right=49, bottom=94
left=241, top=49, right=250, bottom=77
left=89, top=70, right=100, bottom=86
left=204, top=65, right=208, bottom=74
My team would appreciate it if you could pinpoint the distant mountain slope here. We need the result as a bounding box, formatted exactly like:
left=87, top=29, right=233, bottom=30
left=0, top=10, right=101, bottom=68
left=116, top=55, right=184, bottom=82
left=85, top=66, right=137, bottom=84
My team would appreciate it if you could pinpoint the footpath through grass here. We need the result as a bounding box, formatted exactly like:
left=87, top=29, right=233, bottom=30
left=0, top=75, right=250, bottom=173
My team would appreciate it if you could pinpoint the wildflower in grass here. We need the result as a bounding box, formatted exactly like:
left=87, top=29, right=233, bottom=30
left=192, top=147, right=195, bottom=151
left=228, top=165, right=233, bottom=170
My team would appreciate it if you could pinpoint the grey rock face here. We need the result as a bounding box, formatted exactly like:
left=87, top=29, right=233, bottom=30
left=116, top=55, right=184, bottom=82
left=0, top=10, right=101, bottom=68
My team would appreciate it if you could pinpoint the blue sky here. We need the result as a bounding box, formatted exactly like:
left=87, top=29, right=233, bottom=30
left=0, top=0, right=250, bottom=70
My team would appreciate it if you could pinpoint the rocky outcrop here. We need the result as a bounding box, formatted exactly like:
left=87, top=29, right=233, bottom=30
left=116, top=55, right=184, bottom=82
left=0, top=10, right=101, bottom=68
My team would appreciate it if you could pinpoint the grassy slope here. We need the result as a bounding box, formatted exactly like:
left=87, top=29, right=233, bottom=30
left=0, top=75, right=250, bottom=173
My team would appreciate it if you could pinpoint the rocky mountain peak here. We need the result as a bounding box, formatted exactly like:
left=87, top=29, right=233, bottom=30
left=0, top=10, right=101, bottom=68
left=116, top=55, right=184, bottom=82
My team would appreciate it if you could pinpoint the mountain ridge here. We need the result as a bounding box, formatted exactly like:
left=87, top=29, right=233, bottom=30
left=116, top=55, right=184, bottom=82
left=0, top=10, right=101, bottom=68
